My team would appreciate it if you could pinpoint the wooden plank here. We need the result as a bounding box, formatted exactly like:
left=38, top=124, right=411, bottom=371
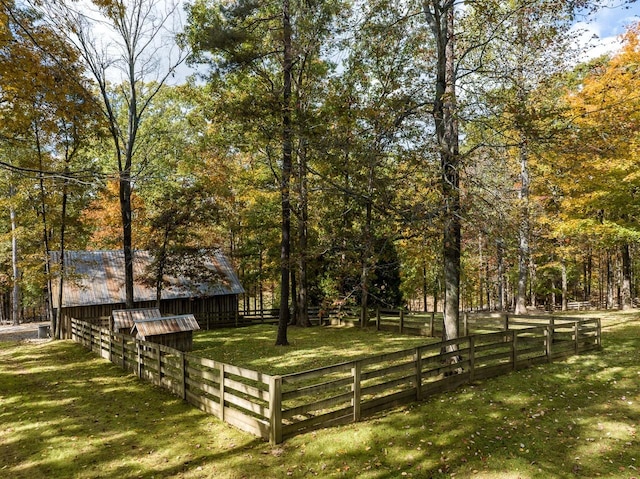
left=185, top=376, right=220, bottom=399
left=224, top=391, right=269, bottom=419
left=282, top=362, right=353, bottom=385
left=185, top=389, right=221, bottom=415
left=360, top=348, right=415, bottom=367
left=225, top=377, right=269, bottom=401
left=421, top=359, right=471, bottom=380
left=473, top=363, right=513, bottom=381
left=473, top=342, right=510, bottom=354
left=353, top=362, right=361, bottom=422
left=422, top=346, right=470, bottom=365
left=224, top=407, right=270, bottom=440
left=186, top=365, right=220, bottom=385
left=224, top=363, right=271, bottom=385
left=421, top=370, right=471, bottom=396
left=282, top=391, right=353, bottom=420
left=475, top=349, right=512, bottom=364
left=361, top=360, right=416, bottom=381
left=361, top=374, right=415, bottom=397
left=515, top=346, right=546, bottom=358
left=282, top=407, right=353, bottom=438
left=282, top=377, right=352, bottom=401
left=361, top=389, right=417, bottom=417
left=269, top=376, right=282, bottom=444
left=186, top=354, right=219, bottom=369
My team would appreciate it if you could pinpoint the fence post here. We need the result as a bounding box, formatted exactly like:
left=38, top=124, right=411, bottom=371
left=181, top=352, right=187, bottom=400
left=155, top=345, right=162, bottom=386
left=596, top=318, right=602, bottom=349
left=137, top=341, right=143, bottom=379
left=376, top=307, right=381, bottom=331
left=108, top=332, right=113, bottom=363
left=122, top=336, right=126, bottom=370
left=399, top=310, right=404, bottom=334
left=511, top=330, right=518, bottom=370
left=430, top=313, right=435, bottom=337
left=469, top=336, right=475, bottom=382
left=219, top=363, right=225, bottom=421
left=352, top=361, right=361, bottom=422
left=502, top=313, right=509, bottom=331
left=545, top=325, right=552, bottom=360
left=269, top=375, right=283, bottom=444
left=574, top=322, right=580, bottom=354
left=415, top=347, right=423, bottom=401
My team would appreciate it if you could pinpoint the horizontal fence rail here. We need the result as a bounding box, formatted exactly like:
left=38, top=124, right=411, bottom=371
left=71, top=314, right=601, bottom=444
left=71, top=319, right=274, bottom=441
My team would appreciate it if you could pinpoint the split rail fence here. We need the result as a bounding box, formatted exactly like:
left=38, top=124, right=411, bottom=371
left=70, top=315, right=601, bottom=444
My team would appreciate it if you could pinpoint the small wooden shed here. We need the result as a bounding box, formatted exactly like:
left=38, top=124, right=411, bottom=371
left=112, top=308, right=161, bottom=335
left=131, top=314, right=200, bottom=351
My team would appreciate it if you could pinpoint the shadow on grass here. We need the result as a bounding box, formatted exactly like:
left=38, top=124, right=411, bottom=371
left=1, top=317, right=637, bottom=478
left=191, top=324, right=436, bottom=375
left=0, top=340, right=267, bottom=479
left=276, top=320, right=639, bottom=478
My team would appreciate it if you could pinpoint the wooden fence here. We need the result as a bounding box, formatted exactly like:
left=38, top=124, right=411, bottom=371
left=71, top=315, right=601, bottom=444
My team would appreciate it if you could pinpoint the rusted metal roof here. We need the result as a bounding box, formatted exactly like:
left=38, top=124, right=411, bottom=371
left=112, top=308, right=162, bottom=331
left=131, top=314, right=200, bottom=339
left=51, top=250, right=244, bottom=308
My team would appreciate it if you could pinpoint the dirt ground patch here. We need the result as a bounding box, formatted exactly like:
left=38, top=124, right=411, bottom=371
left=0, top=321, right=50, bottom=342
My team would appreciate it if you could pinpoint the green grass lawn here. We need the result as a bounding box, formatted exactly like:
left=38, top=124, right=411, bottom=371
left=191, top=324, right=438, bottom=375
left=0, top=311, right=638, bottom=478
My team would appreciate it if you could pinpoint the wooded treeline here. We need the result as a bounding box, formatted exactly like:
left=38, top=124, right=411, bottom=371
left=1, top=0, right=639, bottom=342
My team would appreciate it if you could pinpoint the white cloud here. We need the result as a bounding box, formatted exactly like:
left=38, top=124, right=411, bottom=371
left=571, top=2, right=640, bottom=62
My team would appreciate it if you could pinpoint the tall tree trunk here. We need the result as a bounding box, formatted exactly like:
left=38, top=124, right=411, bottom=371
left=561, top=258, right=568, bottom=311
left=621, top=243, right=632, bottom=310
left=290, top=264, right=297, bottom=324
left=497, top=239, right=505, bottom=311
left=55, top=179, right=69, bottom=340
left=422, top=263, right=428, bottom=312
left=425, top=1, right=460, bottom=345
left=35, top=124, right=54, bottom=328
left=276, top=0, right=293, bottom=345
left=120, top=170, right=135, bottom=308
left=296, top=142, right=310, bottom=327
left=606, top=251, right=614, bottom=309
left=360, top=155, right=375, bottom=328
left=10, top=188, right=20, bottom=326
left=515, top=138, right=530, bottom=314
left=155, top=228, right=171, bottom=310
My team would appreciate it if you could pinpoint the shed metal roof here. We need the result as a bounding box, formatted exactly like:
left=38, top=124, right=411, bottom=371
left=51, top=250, right=244, bottom=308
left=131, top=314, right=200, bottom=339
left=112, top=308, right=162, bottom=331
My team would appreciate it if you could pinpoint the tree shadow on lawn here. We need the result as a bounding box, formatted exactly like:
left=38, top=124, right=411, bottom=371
left=275, top=320, right=639, bottom=478
left=0, top=340, right=268, bottom=479
left=1, top=320, right=637, bottom=479
left=192, top=324, right=433, bottom=375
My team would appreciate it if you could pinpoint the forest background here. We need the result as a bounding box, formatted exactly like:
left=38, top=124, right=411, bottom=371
left=2, top=0, right=640, bottom=343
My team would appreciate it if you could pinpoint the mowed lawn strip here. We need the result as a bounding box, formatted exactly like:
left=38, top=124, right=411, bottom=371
left=0, top=311, right=637, bottom=478
left=191, top=324, right=439, bottom=375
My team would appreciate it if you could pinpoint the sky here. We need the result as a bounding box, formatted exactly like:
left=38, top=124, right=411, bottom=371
left=574, top=1, right=640, bottom=58
left=68, top=0, right=640, bottom=85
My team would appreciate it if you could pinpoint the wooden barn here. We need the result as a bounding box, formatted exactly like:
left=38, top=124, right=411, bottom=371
left=131, top=314, right=200, bottom=351
left=51, top=250, right=244, bottom=339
